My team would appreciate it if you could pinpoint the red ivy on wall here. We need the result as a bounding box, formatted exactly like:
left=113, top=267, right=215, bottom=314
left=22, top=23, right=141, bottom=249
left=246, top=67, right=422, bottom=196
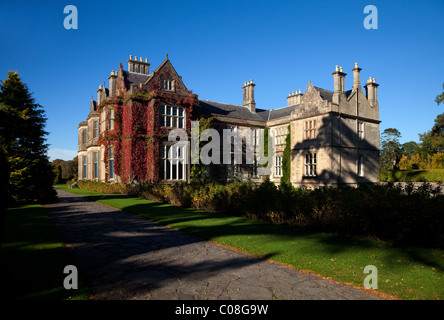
left=98, top=88, right=198, bottom=184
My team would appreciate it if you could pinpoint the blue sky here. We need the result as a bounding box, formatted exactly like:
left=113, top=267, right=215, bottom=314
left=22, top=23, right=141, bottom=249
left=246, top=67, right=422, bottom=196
left=1, top=0, right=443, bottom=160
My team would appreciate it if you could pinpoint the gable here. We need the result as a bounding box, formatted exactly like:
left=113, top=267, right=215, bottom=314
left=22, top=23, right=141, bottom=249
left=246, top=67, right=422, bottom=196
left=144, top=58, right=190, bottom=95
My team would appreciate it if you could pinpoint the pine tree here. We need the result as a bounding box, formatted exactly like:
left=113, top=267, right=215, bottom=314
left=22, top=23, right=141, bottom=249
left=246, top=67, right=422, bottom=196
left=0, top=71, right=56, bottom=204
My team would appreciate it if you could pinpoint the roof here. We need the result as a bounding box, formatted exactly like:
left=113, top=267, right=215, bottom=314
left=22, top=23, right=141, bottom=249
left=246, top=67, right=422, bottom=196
left=123, top=70, right=150, bottom=88
left=267, top=105, right=298, bottom=121
left=313, top=86, right=333, bottom=102
left=197, top=100, right=296, bottom=122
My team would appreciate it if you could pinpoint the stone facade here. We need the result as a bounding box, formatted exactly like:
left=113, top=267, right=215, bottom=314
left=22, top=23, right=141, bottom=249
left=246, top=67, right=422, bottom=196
left=78, top=56, right=380, bottom=187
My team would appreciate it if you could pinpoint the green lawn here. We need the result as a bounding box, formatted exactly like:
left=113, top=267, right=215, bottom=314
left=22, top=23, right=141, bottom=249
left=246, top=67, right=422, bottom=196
left=56, top=184, right=444, bottom=300
left=380, top=169, right=444, bottom=182
left=1, top=203, right=90, bottom=300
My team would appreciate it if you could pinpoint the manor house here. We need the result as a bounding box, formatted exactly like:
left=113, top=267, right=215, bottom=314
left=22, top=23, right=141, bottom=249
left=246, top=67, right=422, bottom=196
left=78, top=54, right=380, bottom=187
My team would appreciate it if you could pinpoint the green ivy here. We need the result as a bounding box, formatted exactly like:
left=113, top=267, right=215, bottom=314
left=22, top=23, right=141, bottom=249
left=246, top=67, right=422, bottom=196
left=281, top=125, right=291, bottom=184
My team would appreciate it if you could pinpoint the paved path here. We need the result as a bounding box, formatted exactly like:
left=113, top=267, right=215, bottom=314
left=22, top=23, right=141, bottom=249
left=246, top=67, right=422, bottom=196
left=45, top=189, right=380, bottom=300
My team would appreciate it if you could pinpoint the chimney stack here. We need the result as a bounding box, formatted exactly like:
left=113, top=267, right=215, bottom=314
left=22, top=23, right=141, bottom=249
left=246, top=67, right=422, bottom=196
left=97, top=84, right=104, bottom=105
left=242, top=79, right=256, bottom=113
left=108, top=71, right=117, bottom=97
left=352, top=62, right=362, bottom=91
left=364, top=77, right=379, bottom=107
left=127, top=54, right=150, bottom=74
left=287, top=89, right=303, bottom=106
left=332, top=65, right=347, bottom=104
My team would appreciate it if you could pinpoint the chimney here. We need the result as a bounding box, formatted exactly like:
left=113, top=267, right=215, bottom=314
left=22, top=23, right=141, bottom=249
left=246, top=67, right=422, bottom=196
left=242, top=79, right=256, bottom=113
left=287, top=89, right=303, bottom=106
left=97, top=84, right=103, bottom=105
left=352, top=62, right=362, bottom=91
left=364, top=77, right=379, bottom=107
left=127, top=54, right=150, bottom=74
left=108, top=70, right=117, bottom=97
left=332, top=65, right=347, bottom=104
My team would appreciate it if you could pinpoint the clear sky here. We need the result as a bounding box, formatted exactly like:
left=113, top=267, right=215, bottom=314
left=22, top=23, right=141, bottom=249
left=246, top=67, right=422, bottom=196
left=1, top=0, right=443, bottom=160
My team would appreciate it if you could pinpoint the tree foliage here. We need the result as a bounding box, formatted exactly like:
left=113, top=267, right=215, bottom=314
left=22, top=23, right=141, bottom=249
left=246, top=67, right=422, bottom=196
left=280, top=125, right=291, bottom=184
left=380, top=128, right=403, bottom=170
left=0, top=71, right=56, bottom=204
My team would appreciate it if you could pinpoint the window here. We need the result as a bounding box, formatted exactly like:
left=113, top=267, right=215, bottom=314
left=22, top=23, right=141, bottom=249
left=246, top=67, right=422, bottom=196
left=274, top=126, right=288, bottom=145
left=358, top=155, right=364, bottom=177
left=83, top=156, right=87, bottom=179
left=82, top=129, right=87, bottom=144
left=94, top=121, right=99, bottom=138
left=159, top=104, right=185, bottom=128
left=109, top=147, right=114, bottom=179
left=304, top=120, right=317, bottom=140
left=94, top=152, right=98, bottom=179
left=304, top=153, right=317, bottom=177
left=162, top=79, right=172, bottom=90
left=274, top=156, right=283, bottom=177
left=358, top=122, right=364, bottom=140
left=160, top=144, right=186, bottom=180
left=109, top=109, right=115, bottom=130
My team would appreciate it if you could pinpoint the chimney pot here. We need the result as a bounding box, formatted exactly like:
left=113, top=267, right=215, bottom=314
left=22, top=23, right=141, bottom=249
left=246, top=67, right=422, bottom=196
left=299, top=89, right=302, bottom=94
left=335, top=65, right=339, bottom=72
left=135, top=56, right=137, bottom=61
left=140, top=57, right=143, bottom=61
left=145, top=58, right=148, bottom=63
left=355, top=62, right=358, bottom=68
left=130, top=55, right=133, bottom=60
left=339, top=67, right=343, bottom=72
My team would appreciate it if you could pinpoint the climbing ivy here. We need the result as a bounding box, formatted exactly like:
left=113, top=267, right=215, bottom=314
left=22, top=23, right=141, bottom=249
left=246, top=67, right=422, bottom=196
left=281, top=124, right=291, bottom=184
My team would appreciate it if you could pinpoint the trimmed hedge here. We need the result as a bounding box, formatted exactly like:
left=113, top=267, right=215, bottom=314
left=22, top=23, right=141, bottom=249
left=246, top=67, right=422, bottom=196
left=73, top=179, right=444, bottom=249
left=139, top=180, right=444, bottom=249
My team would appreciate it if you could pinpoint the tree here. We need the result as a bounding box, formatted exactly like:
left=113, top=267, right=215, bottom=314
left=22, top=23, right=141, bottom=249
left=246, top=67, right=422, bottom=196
left=380, top=128, right=402, bottom=170
left=0, top=71, right=56, bottom=204
left=435, top=82, right=444, bottom=105
left=402, top=141, right=420, bottom=157
left=280, top=125, right=291, bottom=185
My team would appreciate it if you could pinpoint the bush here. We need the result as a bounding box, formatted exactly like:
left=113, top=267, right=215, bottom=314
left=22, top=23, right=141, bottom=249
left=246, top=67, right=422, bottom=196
left=76, top=180, right=139, bottom=195
left=167, top=182, right=192, bottom=207
left=140, top=183, right=170, bottom=203
left=75, top=179, right=444, bottom=249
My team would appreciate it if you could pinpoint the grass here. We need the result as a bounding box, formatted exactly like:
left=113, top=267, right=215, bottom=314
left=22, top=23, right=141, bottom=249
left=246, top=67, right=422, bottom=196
left=1, top=203, right=91, bottom=300
left=56, top=184, right=444, bottom=300
left=380, top=169, right=444, bottom=182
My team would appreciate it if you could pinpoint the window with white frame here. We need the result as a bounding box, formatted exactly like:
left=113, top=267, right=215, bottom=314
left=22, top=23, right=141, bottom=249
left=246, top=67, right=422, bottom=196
left=304, top=120, right=317, bottom=140
left=357, top=155, right=364, bottom=177
left=159, top=104, right=185, bottom=128
left=82, top=129, right=87, bottom=144
left=304, top=153, right=317, bottom=177
left=83, top=156, right=87, bottom=179
left=358, top=121, right=364, bottom=140
left=274, top=127, right=288, bottom=146
left=109, top=146, right=114, bottom=179
left=94, top=121, right=99, bottom=138
left=162, top=79, right=173, bottom=90
left=109, top=108, right=115, bottom=130
left=274, top=156, right=283, bottom=177
left=159, top=144, right=186, bottom=180
left=94, top=152, right=98, bottom=179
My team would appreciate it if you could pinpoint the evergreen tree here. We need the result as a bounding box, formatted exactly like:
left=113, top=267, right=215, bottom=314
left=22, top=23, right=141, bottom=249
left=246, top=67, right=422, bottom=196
left=280, top=125, right=291, bottom=185
left=380, top=128, right=403, bottom=170
left=0, top=71, right=56, bottom=204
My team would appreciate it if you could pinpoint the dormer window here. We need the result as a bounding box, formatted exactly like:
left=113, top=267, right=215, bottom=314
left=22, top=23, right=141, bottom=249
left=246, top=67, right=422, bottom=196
left=162, top=79, right=173, bottom=90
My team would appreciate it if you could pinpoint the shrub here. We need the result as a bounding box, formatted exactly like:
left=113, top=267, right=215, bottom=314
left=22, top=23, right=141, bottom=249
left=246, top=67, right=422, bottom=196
left=140, top=183, right=170, bottom=203
left=167, top=182, right=192, bottom=207
left=76, top=180, right=138, bottom=195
